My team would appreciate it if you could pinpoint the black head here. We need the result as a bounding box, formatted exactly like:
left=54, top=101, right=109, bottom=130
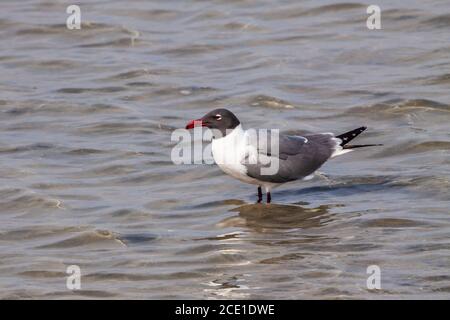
left=186, top=108, right=240, bottom=138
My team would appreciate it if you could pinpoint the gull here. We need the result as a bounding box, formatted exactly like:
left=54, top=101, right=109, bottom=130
left=186, top=109, right=381, bottom=203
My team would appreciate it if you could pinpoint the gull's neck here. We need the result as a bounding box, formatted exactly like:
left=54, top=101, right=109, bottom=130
left=215, top=124, right=245, bottom=141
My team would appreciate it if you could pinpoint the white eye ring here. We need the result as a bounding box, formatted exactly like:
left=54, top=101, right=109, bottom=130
left=215, top=114, right=222, bottom=120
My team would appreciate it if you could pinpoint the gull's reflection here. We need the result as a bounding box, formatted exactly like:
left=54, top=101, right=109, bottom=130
left=204, top=202, right=341, bottom=298
left=217, top=202, right=337, bottom=232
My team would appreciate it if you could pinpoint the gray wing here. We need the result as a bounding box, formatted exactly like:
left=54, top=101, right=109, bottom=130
left=252, top=130, right=308, bottom=160
left=245, top=133, right=339, bottom=183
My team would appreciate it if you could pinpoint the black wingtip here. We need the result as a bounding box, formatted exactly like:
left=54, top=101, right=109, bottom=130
left=336, top=126, right=368, bottom=146
left=343, top=143, right=383, bottom=149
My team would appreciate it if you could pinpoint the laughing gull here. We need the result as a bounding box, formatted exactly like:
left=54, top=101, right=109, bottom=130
left=185, top=109, right=381, bottom=203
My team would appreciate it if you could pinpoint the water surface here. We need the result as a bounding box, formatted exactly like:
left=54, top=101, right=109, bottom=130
left=0, top=0, right=449, bottom=299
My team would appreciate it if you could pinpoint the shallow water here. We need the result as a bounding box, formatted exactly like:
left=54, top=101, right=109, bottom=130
left=0, top=0, right=449, bottom=299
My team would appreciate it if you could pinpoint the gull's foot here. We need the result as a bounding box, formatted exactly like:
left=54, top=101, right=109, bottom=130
left=257, top=186, right=262, bottom=203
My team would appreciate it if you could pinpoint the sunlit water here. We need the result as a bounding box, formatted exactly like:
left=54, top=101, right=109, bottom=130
left=0, top=0, right=449, bottom=299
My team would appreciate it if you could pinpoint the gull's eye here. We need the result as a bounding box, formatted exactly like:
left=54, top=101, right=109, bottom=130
left=215, top=114, right=222, bottom=121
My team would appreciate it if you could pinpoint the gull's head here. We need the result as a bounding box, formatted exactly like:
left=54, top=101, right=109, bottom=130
left=185, top=108, right=240, bottom=137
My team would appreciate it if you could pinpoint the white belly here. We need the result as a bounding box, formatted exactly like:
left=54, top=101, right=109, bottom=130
left=216, top=161, right=261, bottom=185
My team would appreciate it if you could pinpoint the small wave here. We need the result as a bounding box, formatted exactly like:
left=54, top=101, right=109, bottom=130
left=0, top=226, right=85, bottom=241
left=259, top=253, right=305, bottom=264
left=83, top=271, right=200, bottom=282
left=4, top=101, right=128, bottom=116
left=112, top=171, right=170, bottom=186
left=36, top=229, right=125, bottom=249
left=286, top=176, right=395, bottom=198
left=114, top=8, right=183, bottom=21
left=14, top=59, right=81, bottom=70
left=107, top=69, right=154, bottom=80
left=404, top=141, right=450, bottom=152
left=80, top=164, right=137, bottom=177
left=157, top=43, right=226, bottom=56
left=56, top=87, right=126, bottom=94
left=304, top=3, right=365, bottom=15
left=0, top=143, right=55, bottom=154
left=390, top=176, right=450, bottom=191
left=375, top=141, right=450, bottom=157
left=125, top=81, right=155, bottom=87
left=263, top=3, right=364, bottom=20
left=382, top=8, right=422, bottom=21
left=422, top=14, right=450, bottom=28
left=220, top=22, right=263, bottom=32
left=361, top=218, right=426, bottom=228
left=0, top=191, right=65, bottom=212
left=248, top=95, right=294, bottom=109
left=422, top=74, right=450, bottom=85
left=19, top=270, right=67, bottom=278
left=152, top=86, right=217, bottom=97
left=15, top=22, right=113, bottom=36
left=346, top=99, right=449, bottom=118
left=189, top=199, right=246, bottom=209
left=15, top=23, right=70, bottom=36
left=110, top=208, right=148, bottom=217
left=51, top=290, right=118, bottom=298
left=79, top=37, right=140, bottom=48
left=64, top=148, right=106, bottom=156
left=76, top=121, right=158, bottom=135
left=119, top=233, right=158, bottom=245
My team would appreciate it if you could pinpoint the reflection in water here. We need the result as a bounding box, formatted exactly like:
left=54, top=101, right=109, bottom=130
left=204, top=203, right=342, bottom=298
left=203, top=274, right=251, bottom=299
left=217, top=203, right=337, bottom=231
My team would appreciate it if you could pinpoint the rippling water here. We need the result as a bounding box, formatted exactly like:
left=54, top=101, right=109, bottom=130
left=0, top=0, right=449, bottom=299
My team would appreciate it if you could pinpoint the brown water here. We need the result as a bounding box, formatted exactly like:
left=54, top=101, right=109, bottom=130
left=0, top=0, right=449, bottom=299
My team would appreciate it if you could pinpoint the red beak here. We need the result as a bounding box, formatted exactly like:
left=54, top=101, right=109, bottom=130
left=185, top=119, right=205, bottom=129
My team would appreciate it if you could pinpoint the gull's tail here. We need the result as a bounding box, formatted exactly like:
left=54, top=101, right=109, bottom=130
left=336, top=126, right=382, bottom=149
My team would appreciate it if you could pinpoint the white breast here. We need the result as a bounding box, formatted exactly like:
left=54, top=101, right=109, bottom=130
left=211, top=125, right=261, bottom=185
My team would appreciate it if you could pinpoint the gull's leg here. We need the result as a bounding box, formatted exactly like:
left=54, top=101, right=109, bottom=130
left=257, top=186, right=262, bottom=203
left=265, top=185, right=272, bottom=204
